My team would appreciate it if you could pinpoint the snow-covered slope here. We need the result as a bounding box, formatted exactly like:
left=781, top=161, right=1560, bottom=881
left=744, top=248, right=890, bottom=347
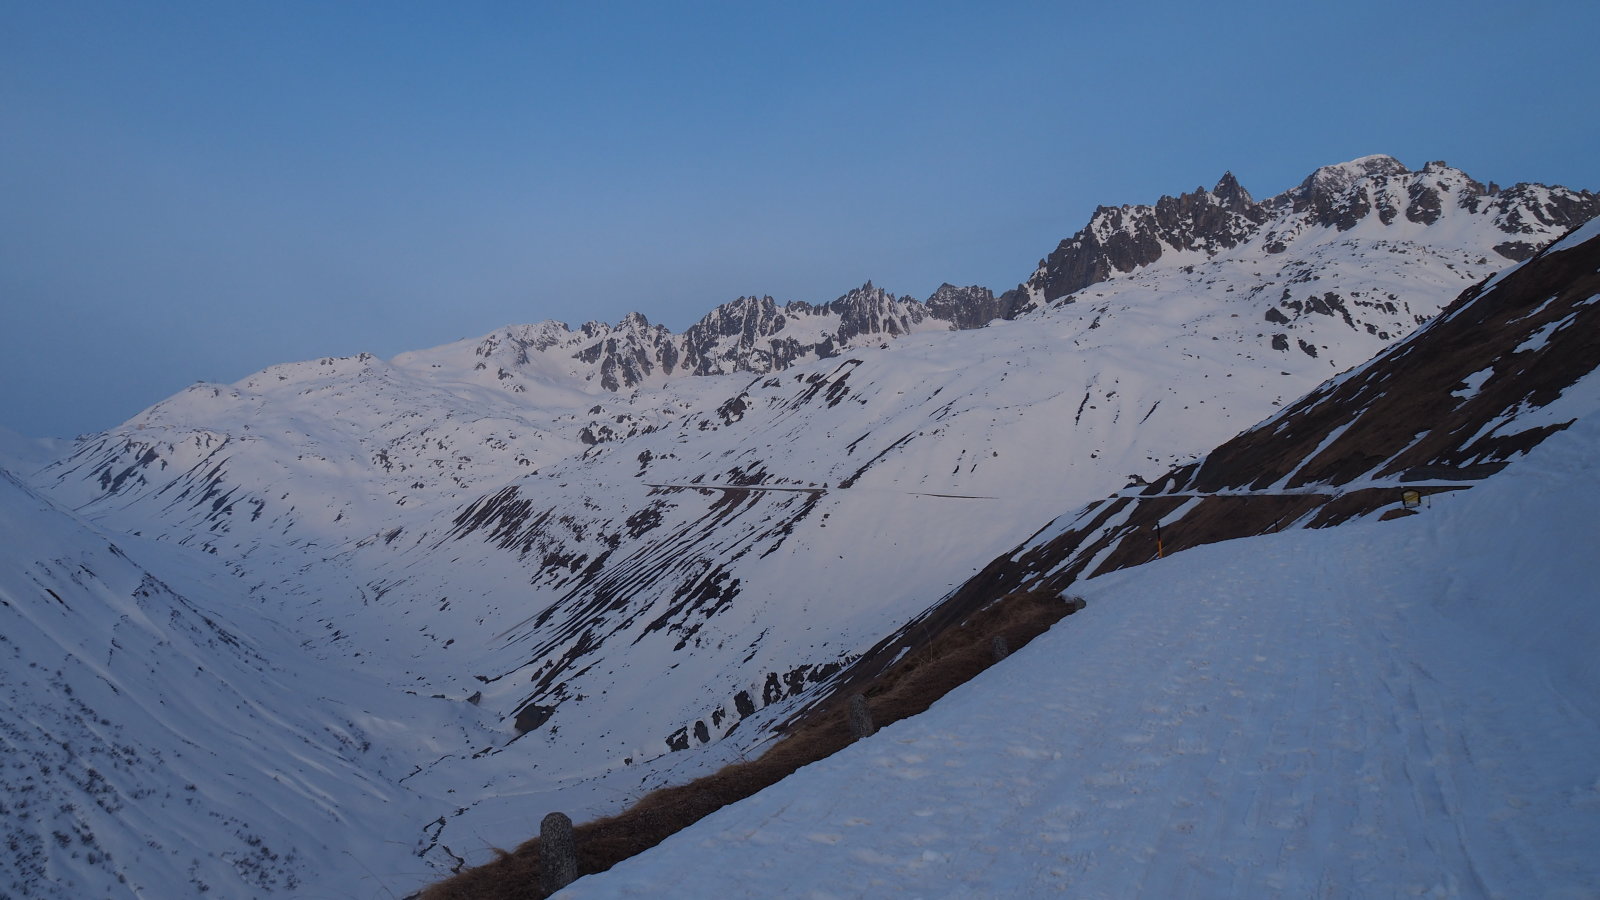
left=21, top=156, right=1598, bottom=890
left=550, top=401, right=1600, bottom=898
left=0, top=467, right=497, bottom=898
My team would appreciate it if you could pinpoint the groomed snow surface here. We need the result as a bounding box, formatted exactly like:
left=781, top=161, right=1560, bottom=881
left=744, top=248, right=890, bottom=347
left=555, top=416, right=1600, bottom=899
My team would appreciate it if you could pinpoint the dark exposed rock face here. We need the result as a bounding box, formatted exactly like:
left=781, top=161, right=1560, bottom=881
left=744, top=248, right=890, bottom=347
left=1287, top=154, right=1412, bottom=229
left=826, top=283, right=928, bottom=343
left=1021, top=171, right=1273, bottom=303
left=681, top=294, right=798, bottom=376
left=570, top=312, right=682, bottom=391
left=1015, top=156, right=1597, bottom=304
left=1406, top=182, right=1444, bottom=225
left=1483, top=183, right=1600, bottom=256
left=567, top=282, right=1007, bottom=390
left=924, top=283, right=1027, bottom=330
left=677, top=283, right=931, bottom=376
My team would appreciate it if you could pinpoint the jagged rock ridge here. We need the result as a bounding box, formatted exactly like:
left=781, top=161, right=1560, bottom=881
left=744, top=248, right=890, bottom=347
left=1012, top=155, right=1598, bottom=306
left=561, top=282, right=986, bottom=392
left=532, top=158, right=1599, bottom=390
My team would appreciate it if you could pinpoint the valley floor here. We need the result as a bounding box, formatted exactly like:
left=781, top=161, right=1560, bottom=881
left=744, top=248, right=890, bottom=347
left=550, top=421, right=1600, bottom=899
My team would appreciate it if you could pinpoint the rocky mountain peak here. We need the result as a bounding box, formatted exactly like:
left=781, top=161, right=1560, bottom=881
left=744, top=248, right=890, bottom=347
left=1293, top=154, right=1409, bottom=202
left=1019, top=171, right=1270, bottom=302
left=617, top=310, right=655, bottom=331
left=570, top=313, right=681, bottom=391
left=923, top=283, right=1025, bottom=330
left=1212, top=170, right=1253, bottom=209
left=824, top=282, right=922, bottom=342
left=680, top=294, right=791, bottom=374
left=1018, top=155, right=1595, bottom=304
left=1282, top=153, right=1411, bottom=230
left=523, top=320, right=580, bottom=351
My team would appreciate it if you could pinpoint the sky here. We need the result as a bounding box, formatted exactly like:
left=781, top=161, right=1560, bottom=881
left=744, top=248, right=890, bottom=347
left=3, top=1, right=1598, bottom=439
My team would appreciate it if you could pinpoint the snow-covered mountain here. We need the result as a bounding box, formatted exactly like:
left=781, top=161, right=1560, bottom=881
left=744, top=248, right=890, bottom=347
left=13, top=156, right=1598, bottom=895
left=432, top=184, right=1600, bottom=900
left=546, top=370, right=1600, bottom=899
left=838, top=214, right=1600, bottom=693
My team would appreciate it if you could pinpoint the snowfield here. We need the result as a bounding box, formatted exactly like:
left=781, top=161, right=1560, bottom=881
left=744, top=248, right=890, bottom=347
left=553, top=412, right=1600, bottom=899
left=0, top=468, right=500, bottom=898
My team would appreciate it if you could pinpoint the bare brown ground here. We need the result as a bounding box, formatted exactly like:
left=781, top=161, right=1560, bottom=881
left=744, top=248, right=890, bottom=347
left=418, top=589, right=1076, bottom=900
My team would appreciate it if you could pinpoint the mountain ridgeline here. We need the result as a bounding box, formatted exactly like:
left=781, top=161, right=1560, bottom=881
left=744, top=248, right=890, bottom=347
left=448, top=155, right=1600, bottom=395
left=1015, top=155, right=1597, bottom=304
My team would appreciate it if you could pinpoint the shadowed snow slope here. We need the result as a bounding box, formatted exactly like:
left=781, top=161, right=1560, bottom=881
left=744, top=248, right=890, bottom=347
left=552, top=397, right=1600, bottom=899
left=0, top=469, right=495, bottom=898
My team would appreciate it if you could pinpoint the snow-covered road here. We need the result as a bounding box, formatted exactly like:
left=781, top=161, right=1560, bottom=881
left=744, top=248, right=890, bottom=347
left=555, top=419, right=1600, bottom=899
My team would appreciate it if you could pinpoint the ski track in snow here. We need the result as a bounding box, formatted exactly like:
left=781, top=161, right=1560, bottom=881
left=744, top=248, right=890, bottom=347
left=556, top=446, right=1600, bottom=899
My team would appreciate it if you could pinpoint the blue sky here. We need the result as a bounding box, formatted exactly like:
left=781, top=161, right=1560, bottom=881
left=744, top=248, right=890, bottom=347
left=3, top=1, right=1597, bottom=438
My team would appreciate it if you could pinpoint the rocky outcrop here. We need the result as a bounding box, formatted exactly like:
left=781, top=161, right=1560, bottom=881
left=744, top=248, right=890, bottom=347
left=1020, top=171, right=1274, bottom=303
left=923, top=283, right=1026, bottom=330
left=571, top=312, right=681, bottom=391
left=826, top=283, right=927, bottom=343
left=569, top=282, right=1001, bottom=388
left=1016, top=156, right=1597, bottom=304
left=1283, top=154, right=1413, bottom=228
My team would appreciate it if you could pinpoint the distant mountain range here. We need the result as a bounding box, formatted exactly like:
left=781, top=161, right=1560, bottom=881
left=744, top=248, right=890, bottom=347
left=3, top=156, right=1596, bottom=897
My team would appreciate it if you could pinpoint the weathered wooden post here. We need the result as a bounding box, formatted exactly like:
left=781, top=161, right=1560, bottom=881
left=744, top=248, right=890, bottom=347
left=847, top=693, right=876, bottom=740
left=991, top=635, right=1010, bottom=662
left=540, top=811, right=577, bottom=894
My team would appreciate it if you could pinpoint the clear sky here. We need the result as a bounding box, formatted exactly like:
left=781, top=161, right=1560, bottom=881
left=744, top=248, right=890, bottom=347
left=3, top=1, right=1597, bottom=439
